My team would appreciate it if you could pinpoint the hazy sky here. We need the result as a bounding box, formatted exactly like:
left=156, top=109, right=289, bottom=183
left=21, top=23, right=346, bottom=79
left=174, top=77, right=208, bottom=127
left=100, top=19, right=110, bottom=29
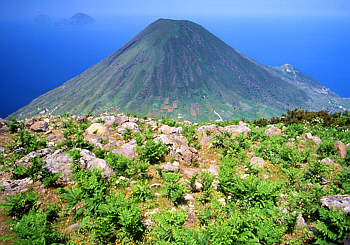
left=1, top=0, right=350, bottom=20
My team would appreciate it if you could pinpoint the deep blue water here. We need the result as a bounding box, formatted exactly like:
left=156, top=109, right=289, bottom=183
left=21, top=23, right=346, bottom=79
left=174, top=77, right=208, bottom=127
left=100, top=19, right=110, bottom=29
left=0, top=16, right=349, bottom=118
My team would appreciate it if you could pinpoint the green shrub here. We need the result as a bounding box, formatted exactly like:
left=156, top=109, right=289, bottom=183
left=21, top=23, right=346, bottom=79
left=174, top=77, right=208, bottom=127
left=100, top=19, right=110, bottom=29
left=0, top=191, right=38, bottom=219
left=12, top=209, right=63, bottom=244
left=313, top=207, right=350, bottom=244
left=131, top=180, right=153, bottom=202
left=62, top=120, right=93, bottom=150
left=25, top=156, right=45, bottom=181
left=85, top=192, right=144, bottom=243
left=161, top=117, right=179, bottom=127
left=206, top=206, right=284, bottom=244
left=137, top=140, right=168, bottom=165
left=284, top=123, right=305, bottom=138
left=316, top=139, right=337, bottom=159
left=200, top=170, right=215, bottom=202
left=105, top=152, right=133, bottom=176
left=152, top=209, right=188, bottom=243
left=219, top=160, right=281, bottom=207
left=162, top=173, right=186, bottom=205
left=5, top=116, right=24, bottom=133
left=189, top=173, right=198, bottom=192
left=10, top=130, right=46, bottom=154
left=122, top=128, right=133, bottom=141
left=40, top=168, right=61, bottom=188
left=59, top=185, right=83, bottom=212
left=135, top=131, right=143, bottom=146
left=182, top=124, right=201, bottom=150
left=11, top=165, right=27, bottom=180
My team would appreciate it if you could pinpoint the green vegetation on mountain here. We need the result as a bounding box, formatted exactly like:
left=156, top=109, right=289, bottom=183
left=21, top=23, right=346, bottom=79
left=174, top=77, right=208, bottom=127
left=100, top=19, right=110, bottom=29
left=12, top=18, right=349, bottom=121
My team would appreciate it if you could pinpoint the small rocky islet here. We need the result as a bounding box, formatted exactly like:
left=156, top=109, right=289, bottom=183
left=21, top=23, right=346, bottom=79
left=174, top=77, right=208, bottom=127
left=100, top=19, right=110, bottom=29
left=0, top=109, right=349, bottom=244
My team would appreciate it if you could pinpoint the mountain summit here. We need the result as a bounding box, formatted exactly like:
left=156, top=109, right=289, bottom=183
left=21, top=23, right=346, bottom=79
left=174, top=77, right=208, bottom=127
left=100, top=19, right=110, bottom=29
left=13, top=18, right=349, bottom=121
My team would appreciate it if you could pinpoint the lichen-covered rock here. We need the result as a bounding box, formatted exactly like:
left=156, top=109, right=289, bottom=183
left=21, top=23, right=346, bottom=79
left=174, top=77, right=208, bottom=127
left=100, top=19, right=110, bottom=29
left=43, top=149, right=73, bottom=183
left=296, top=213, right=306, bottom=228
left=197, top=125, right=220, bottom=148
left=121, top=122, right=139, bottom=131
left=334, top=141, right=347, bottom=159
left=320, top=195, right=350, bottom=213
left=222, top=124, right=251, bottom=137
left=2, top=178, right=33, bottom=193
left=0, top=118, right=8, bottom=133
left=16, top=148, right=54, bottom=166
left=112, top=144, right=136, bottom=160
left=265, top=125, right=282, bottom=136
left=46, top=134, right=65, bottom=144
left=159, top=164, right=180, bottom=173
left=250, top=157, right=266, bottom=168
left=159, top=125, right=182, bottom=135
left=305, top=133, right=322, bottom=145
left=85, top=123, right=109, bottom=136
left=115, top=114, right=129, bottom=125
left=30, top=121, right=49, bottom=132
left=156, top=134, right=188, bottom=147
left=79, top=149, right=114, bottom=178
left=321, top=158, right=341, bottom=169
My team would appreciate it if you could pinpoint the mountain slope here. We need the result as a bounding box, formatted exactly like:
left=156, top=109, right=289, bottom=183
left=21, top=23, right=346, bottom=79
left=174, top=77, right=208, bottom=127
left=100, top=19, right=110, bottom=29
left=12, top=18, right=349, bottom=121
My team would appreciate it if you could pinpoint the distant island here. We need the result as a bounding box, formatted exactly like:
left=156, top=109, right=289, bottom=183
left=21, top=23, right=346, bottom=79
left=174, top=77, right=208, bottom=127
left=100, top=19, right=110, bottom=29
left=55, top=13, right=95, bottom=26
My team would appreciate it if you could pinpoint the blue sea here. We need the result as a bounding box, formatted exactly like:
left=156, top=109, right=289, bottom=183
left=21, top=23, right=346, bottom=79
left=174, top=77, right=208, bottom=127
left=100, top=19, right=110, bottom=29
left=0, top=16, right=349, bottom=118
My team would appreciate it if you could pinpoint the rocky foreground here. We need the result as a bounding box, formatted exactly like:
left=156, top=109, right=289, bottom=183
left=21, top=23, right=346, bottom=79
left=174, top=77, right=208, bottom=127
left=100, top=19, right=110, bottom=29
left=0, top=111, right=349, bottom=244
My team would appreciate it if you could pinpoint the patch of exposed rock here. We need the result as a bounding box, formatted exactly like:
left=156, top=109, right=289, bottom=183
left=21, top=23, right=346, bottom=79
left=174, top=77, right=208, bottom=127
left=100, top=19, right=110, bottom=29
left=197, top=125, right=220, bottom=148
left=321, top=158, right=341, bottom=169
left=112, top=144, right=136, bottom=160
left=120, top=122, right=139, bottom=131
left=221, top=124, right=251, bottom=137
left=16, top=148, right=54, bottom=166
left=320, top=195, right=350, bottom=213
left=85, top=123, right=109, bottom=136
left=85, top=134, right=105, bottom=147
left=334, top=141, right=347, bottom=159
left=159, top=125, right=182, bottom=135
left=156, top=134, right=198, bottom=165
left=250, top=157, right=266, bottom=168
left=30, top=121, right=49, bottom=132
left=46, top=134, right=65, bottom=144
left=2, top=178, right=33, bottom=193
left=159, top=164, right=180, bottom=173
left=304, top=133, right=322, bottom=145
left=265, top=125, right=282, bottom=136
left=79, top=149, right=114, bottom=178
left=0, top=118, right=8, bottom=133
left=43, top=149, right=73, bottom=183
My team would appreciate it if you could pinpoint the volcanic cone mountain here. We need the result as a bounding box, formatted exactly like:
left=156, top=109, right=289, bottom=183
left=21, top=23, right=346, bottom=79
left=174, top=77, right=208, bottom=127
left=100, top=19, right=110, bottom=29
left=13, top=18, right=350, bottom=121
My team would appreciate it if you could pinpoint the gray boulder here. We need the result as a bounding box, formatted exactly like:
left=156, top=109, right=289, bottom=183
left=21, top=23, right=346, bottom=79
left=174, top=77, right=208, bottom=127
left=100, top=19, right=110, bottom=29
left=320, top=195, right=350, bottom=214
left=265, top=125, right=282, bottom=136
left=159, top=125, right=182, bottom=135
left=43, top=149, right=73, bottom=183
left=305, top=133, right=322, bottom=145
left=334, top=141, right=347, bottom=159
left=250, top=157, right=266, bottom=168
left=159, top=164, right=180, bottom=173
left=79, top=149, right=114, bottom=178
left=222, top=125, right=251, bottom=137
left=112, top=144, right=136, bottom=160
left=30, top=121, right=49, bottom=132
